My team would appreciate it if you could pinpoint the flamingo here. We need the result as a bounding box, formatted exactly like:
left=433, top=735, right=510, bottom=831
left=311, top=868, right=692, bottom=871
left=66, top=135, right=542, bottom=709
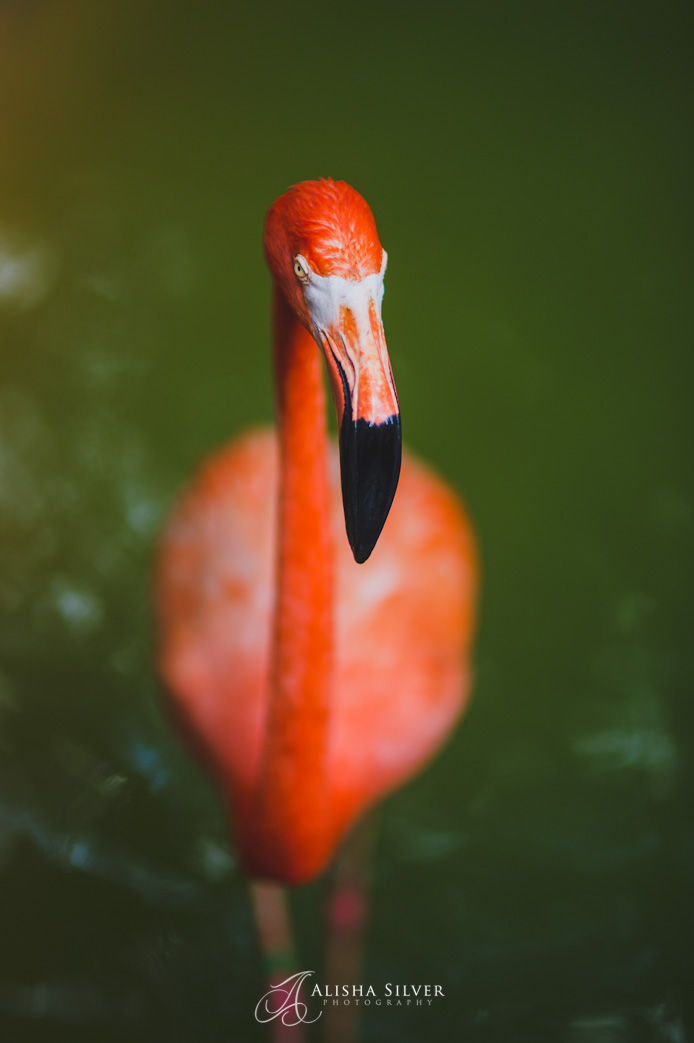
left=154, top=178, right=478, bottom=1016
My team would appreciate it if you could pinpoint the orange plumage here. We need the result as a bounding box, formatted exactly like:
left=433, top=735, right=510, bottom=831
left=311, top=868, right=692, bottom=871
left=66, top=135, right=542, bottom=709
left=154, top=180, right=478, bottom=884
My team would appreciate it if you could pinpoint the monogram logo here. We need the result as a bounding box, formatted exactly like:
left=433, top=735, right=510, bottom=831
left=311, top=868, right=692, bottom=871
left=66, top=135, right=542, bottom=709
left=255, top=970, right=322, bottom=1026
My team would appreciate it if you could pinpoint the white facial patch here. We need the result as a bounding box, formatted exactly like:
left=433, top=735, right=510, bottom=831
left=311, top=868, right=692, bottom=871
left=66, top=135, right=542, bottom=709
left=301, top=250, right=387, bottom=344
left=299, top=250, right=396, bottom=424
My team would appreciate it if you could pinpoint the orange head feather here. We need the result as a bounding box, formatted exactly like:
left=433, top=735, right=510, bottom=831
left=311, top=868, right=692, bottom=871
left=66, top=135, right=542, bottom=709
left=264, top=179, right=384, bottom=323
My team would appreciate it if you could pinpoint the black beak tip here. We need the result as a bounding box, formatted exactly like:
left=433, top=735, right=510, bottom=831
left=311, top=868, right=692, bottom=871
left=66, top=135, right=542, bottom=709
left=352, top=541, right=373, bottom=566
left=339, top=414, right=402, bottom=564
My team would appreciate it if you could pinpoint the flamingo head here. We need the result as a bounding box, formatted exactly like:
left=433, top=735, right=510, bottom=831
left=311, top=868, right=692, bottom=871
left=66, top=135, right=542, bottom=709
left=264, top=179, right=401, bottom=563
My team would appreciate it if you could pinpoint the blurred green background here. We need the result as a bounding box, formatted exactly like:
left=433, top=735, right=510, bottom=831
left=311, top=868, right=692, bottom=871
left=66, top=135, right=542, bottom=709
left=0, top=1, right=692, bottom=1040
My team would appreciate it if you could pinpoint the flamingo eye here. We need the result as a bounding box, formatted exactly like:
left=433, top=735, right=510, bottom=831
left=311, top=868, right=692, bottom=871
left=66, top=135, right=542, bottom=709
left=293, top=257, right=308, bottom=281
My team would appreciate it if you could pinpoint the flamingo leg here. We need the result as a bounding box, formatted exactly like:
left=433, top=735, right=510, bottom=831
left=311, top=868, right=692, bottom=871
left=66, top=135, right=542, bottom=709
left=250, top=882, right=304, bottom=1043
left=323, top=813, right=379, bottom=1043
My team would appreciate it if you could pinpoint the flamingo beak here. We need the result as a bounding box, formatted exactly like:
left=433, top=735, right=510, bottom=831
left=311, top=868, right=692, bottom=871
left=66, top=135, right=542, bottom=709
left=316, top=283, right=401, bottom=563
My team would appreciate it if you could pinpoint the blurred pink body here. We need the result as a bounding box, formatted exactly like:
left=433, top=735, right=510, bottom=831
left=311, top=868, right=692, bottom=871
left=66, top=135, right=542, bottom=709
left=156, top=428, right=477, bottom=877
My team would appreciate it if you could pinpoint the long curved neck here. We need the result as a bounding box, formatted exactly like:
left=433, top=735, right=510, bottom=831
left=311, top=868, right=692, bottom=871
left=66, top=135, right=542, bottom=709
left=250, top=286, right=335, bottom=883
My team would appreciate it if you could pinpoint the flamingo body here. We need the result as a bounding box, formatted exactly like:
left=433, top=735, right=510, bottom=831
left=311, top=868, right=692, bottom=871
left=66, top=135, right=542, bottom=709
left=156, top=430, right=477, bottom=880
left=155, top=180, right=478, bottom=883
